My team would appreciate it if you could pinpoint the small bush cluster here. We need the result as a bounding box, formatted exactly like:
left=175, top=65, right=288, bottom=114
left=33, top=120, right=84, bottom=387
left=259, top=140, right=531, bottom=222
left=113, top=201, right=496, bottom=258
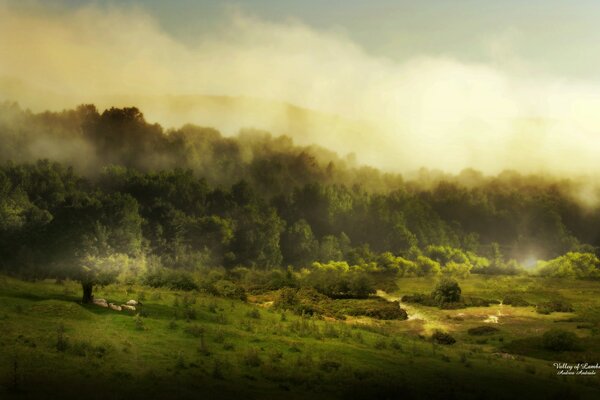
left=502, top=294, right=530, bottom=307
left=536, top=300, right=574, bottom=315
left=542, top=329, right=580, bottom=351
left=431, top=330, right=456, bottom=345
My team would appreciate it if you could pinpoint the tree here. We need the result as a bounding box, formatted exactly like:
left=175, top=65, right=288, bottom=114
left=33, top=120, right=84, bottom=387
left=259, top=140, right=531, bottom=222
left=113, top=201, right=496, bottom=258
left=431, top=278, right=461, bottom=304
left=77, top=254, right=122, bottom=303
left=537, top=252, right=600, bottom=279
left=281, top=219, right=318, bottom=266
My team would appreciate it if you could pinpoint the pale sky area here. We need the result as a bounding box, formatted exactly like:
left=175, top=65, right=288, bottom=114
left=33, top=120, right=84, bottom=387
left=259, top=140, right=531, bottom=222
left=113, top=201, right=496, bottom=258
left=2, top=0, right=600, bottom=175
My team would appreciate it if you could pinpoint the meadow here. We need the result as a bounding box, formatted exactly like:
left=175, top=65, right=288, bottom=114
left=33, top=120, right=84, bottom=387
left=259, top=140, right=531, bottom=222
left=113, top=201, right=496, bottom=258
left=0, top=274, right=599, bottom=399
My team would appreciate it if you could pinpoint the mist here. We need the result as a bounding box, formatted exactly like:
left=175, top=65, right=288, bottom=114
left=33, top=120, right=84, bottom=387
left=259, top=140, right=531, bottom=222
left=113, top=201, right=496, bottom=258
left=2, top=1, right=600, bottom=176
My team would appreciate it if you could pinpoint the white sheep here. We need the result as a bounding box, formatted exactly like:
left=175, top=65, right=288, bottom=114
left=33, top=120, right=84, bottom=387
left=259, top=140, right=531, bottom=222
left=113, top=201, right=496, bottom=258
left=93, top=298, right=108, bottom=308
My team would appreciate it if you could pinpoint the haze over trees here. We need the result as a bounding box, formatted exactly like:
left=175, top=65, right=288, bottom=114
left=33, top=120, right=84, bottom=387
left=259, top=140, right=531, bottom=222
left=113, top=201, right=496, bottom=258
left=1, top=102, right=600, bottom=300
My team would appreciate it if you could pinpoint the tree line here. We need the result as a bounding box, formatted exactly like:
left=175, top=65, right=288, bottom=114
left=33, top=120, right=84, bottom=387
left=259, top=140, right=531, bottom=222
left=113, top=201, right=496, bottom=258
left=1, top=103, right=599, bottom=299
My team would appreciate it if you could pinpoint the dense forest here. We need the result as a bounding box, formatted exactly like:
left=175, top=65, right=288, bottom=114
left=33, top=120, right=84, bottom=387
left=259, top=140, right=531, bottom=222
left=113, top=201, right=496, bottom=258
left=1, top=102, right=599, bottom=300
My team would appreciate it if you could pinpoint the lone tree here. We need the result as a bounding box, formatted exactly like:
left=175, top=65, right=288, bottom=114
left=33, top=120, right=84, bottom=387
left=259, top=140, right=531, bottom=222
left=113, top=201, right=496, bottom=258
left=77, top=254, right=121, bottom=303
left=432, top=278, right=461, bottom=304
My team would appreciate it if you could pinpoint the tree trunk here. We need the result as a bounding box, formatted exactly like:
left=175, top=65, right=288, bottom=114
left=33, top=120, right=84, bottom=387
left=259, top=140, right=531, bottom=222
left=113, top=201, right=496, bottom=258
left=81, top=282, right=93, bottom=303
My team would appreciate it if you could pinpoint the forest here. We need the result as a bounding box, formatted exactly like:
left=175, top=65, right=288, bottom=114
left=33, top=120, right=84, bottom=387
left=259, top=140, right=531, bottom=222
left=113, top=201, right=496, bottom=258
left=1, top=102, right=599, bottom=301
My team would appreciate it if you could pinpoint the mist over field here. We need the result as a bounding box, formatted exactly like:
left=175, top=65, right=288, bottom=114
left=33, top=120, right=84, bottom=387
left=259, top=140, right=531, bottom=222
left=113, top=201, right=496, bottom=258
left=3, top=1, right=600, bottom=175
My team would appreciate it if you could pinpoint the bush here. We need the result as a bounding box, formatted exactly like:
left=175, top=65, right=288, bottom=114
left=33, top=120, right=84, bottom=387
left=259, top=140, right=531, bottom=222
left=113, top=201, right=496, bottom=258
left=303, top=264, right=376, bottom=299
left=183, top=306, right=197, bottom=321
left=246, top=309, right=261, bottom=319
left=184, top=325, right=205, bottom=338
left=374, top=338, right=387, bottom=349
left=319, top=360, right=341, bottom=372
left=542, top=329, right=580, bottom=351
left=502, top=294, right=530, bottom=307
left=327, top=298, right=408, bottom=320
left=273, top=287, right=299, bottom=309
left=431, top=278, right=461, bottom=304
left=431, top=330, right=456, bottom=345
left=143, top=268, right=198, bottom=291
left=462, top=296, right=495, bottom=307
left=56, top=323, right=68, bottom=352
left=243, top=348, right=262, bottom=367
left=401, top=293, right=438, bottom=307
left=536, top=300, right=574, bottom=315
left=211, top=280, right=247, bottom=301
left=134, top=314, right=145, bottom=331
left=274, top=287, right=328, bottom=316
left=468, top=326, right=500, bottom=336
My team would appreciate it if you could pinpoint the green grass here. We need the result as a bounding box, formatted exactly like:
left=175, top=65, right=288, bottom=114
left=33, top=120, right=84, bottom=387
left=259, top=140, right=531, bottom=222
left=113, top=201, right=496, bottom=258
left=0, top=274, right=599, bottom=399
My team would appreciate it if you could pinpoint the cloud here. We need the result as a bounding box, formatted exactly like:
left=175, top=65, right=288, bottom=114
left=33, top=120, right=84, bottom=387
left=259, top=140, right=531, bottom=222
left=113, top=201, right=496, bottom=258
left=1, top=1, right=600, bottom=176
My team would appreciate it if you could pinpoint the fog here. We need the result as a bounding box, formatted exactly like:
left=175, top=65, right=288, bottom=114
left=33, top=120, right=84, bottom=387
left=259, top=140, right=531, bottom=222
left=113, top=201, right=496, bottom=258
left=2, top=1, right=600, bottom=175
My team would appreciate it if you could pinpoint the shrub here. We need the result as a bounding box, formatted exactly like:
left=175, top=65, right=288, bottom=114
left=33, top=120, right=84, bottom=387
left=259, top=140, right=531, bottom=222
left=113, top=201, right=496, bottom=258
left=175, top=352, right=186, bottom=369
left=319, top=360, right=341, bottom=372
left=143, top=268, right=198, bottom=291
left=401, top=293, right=438, bottom=307
left=243, top=348, right=262, bottom=367
left=212, top=359, right=225, bottom=379
left=303, top=264, right=375, bottom=299
left=273, top=287, right=298, bottom=309
left=502, top=294, right=530, bottom=307
left=327, top=298, right=408, bottom=320
left=211, top=280, right=247, bottom=301
left=214, top=330, right=225, bottom=343
left=69, top=340, right=109, bottom=358
left=268, top=349, right=283, bottom=363
left=542, top=329, right=580, bottom=351
left=184, top=325, right=205, bottom=338
left=431, top=330, right=456, bottom=345
left=431, top=278, right=461, bottom=304
left=462, top=296, right=495, bottom=307
left=134, top=314, right=145, bottom=331
left=246, top=309, right=261, bottom=319
left=183, top=306, right=196, bottom=321
left=536, top=300, right=574, bottom=315
left=468, top=326, right=500, bottom=336
left=56, top=323, right=68, bottom=352
left=223, top=343, right=235, bottom=351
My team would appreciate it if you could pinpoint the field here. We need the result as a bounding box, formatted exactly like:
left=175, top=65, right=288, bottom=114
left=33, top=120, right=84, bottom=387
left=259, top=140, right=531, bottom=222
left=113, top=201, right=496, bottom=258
left=0, top=274, right=599, bottom=399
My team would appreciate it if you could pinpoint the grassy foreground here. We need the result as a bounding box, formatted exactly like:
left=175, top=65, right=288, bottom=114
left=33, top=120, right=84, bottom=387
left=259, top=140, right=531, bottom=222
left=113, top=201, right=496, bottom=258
left=0, top=274, right=599, bottom=399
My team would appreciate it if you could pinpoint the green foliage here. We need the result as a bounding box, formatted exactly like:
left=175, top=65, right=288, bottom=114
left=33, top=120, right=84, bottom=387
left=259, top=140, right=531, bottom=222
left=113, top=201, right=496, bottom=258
left=537, top=252, right=600, bottom=279
left=211, top=279, right=247, bottom=301
left=431, top=278, right=462, bottom=304
left=502, top=294, right=530, bottom=307
left=303, top=262, right=375, bottom=299
left=541, top=329, right=580, bottom=351
left=142, top=268, right=198, bottom=291
left=536, top=299, right=574, bottom=315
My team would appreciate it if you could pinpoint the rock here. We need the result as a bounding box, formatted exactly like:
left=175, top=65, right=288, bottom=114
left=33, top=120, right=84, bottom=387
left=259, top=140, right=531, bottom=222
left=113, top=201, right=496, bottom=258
left=121, top=305, right=136, bottom=311
left=108, top=303, right=122, bottom=311
left=126, top=300, right=139, bottom=306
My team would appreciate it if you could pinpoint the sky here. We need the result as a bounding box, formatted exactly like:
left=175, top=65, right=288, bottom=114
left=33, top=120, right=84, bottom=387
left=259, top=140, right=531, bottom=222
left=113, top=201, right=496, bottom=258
left=2, top=0, right=600, bottom=175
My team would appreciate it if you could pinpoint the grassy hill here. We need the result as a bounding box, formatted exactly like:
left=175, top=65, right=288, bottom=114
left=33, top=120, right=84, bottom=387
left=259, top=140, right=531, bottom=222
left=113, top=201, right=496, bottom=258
left=1, top=275, right=599, bottom=399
